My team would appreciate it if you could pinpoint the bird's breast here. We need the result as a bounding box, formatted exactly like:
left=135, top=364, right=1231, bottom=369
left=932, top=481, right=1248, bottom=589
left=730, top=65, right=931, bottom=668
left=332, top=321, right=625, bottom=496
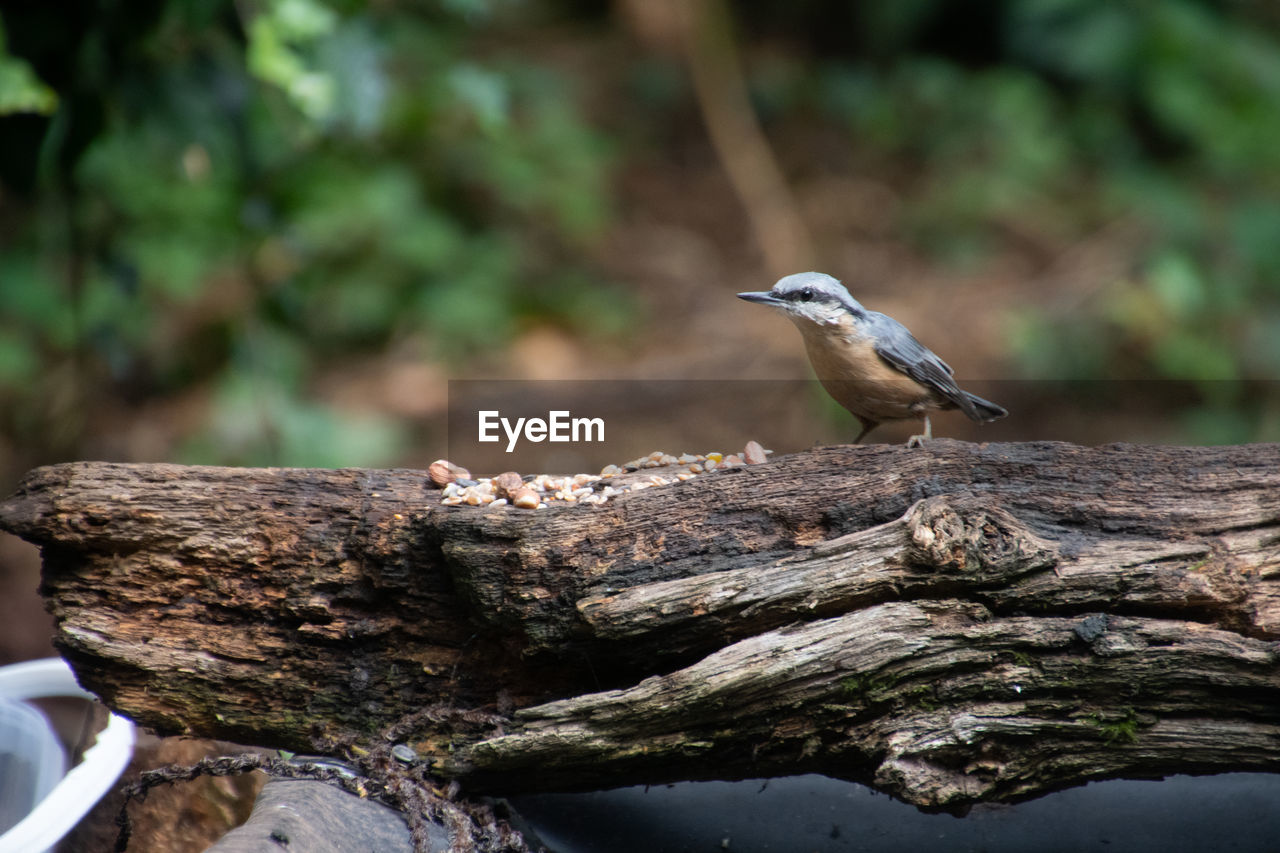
left=794, top=322, right=940, bottom=420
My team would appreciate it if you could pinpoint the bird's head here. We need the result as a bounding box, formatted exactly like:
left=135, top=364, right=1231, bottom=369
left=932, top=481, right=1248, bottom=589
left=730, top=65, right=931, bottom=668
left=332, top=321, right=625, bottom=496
left=737, top=272, right=865, bottom=328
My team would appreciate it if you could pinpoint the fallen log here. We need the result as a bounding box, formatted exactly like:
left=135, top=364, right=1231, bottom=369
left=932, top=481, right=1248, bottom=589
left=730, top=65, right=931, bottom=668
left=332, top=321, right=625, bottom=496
left=2, top=440, right=1278, bottom=817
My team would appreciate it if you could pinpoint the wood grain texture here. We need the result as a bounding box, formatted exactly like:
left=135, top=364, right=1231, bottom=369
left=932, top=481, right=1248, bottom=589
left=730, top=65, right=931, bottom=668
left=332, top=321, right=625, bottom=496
left=3, top=440, right=1279, bottom=811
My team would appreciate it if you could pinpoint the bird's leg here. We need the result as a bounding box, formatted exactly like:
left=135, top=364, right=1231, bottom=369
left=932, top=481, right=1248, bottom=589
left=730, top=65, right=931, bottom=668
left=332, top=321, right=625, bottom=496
left=906, top=416, right=932, bottom=448
left=853, top=419, right=878, bottom=444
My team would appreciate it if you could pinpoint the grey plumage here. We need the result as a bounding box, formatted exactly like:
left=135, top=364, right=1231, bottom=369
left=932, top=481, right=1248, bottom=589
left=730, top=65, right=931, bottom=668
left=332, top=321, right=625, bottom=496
left=737, top=271, right=1006, bottom=443
left=862, top=310, right=1005, bottom=423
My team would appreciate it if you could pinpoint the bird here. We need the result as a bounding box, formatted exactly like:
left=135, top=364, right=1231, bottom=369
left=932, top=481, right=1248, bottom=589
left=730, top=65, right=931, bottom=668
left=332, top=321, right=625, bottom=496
left=737, top=271, right=1006, bottom=446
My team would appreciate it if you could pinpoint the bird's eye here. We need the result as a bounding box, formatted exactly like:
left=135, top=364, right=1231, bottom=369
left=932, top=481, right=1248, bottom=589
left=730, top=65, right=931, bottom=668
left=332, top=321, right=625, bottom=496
left=798, top=288, right=814, bottom=302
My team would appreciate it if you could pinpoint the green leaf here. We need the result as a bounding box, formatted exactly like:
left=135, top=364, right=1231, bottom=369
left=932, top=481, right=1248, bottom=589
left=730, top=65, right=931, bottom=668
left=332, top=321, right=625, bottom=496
left=315, top=20, right=388, bottom=135
left=246, top=0, right=338, bottom=120
left=448, top=64, right=510, bottom=132
left=1146, top=251, right=1205, bottom=320
left=0, top=22, right=58, bottom=115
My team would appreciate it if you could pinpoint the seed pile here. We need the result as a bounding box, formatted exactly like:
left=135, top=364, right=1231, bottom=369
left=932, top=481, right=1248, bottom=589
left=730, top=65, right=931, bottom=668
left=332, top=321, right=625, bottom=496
left=434, top=441, right=771, bottom=509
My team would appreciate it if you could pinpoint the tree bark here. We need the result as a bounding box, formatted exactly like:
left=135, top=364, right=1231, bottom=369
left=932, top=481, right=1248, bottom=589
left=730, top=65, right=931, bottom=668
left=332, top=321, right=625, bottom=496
left=2, top=440, right=1279, bottom=812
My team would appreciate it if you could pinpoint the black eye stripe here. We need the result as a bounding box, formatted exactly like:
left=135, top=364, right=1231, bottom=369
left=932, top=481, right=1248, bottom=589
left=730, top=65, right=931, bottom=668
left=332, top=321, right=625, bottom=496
left=773, top=287, right=822, bottom=303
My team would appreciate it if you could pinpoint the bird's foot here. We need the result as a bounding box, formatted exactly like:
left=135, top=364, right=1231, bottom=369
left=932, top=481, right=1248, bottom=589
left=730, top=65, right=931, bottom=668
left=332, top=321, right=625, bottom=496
left=906, top=416, right=932, bottom=448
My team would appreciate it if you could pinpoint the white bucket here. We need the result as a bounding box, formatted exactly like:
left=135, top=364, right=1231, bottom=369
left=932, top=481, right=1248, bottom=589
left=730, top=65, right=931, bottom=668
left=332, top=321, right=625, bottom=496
left=0, top=658, right=136, bottom=853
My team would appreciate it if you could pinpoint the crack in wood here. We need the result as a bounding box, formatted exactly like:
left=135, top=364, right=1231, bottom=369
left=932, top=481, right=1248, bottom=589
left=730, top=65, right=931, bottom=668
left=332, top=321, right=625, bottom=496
left=3, top=442, right=1279, bottom=810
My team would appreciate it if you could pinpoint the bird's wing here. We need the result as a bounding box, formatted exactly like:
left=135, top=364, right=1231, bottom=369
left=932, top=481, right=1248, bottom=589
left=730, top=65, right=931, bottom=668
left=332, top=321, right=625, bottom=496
left=868, top=313, right=982, bottom=419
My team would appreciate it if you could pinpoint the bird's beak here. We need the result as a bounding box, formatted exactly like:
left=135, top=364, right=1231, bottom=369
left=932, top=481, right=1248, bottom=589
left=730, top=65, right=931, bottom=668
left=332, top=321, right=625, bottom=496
left=737, top=291, right=783, bottom=307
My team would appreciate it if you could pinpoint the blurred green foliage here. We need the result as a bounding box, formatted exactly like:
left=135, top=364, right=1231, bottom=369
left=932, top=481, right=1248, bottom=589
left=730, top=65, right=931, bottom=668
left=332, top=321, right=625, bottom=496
left=0, top=0, right=620, bottom=467
left=781, top=0, right=1280, bottom=439
left=0, top=20, right=57, bottom=114
left=2, top=0, right=1278, bottom=465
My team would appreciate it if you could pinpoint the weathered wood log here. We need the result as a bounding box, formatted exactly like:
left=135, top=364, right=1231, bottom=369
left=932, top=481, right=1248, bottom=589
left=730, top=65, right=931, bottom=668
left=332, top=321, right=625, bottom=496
left=2, top=441, right=1279, bottom=814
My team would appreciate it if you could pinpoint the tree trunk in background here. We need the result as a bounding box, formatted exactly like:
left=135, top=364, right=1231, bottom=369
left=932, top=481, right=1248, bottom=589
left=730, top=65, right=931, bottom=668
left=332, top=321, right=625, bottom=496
left=2, top=441, right=1279, bottom=813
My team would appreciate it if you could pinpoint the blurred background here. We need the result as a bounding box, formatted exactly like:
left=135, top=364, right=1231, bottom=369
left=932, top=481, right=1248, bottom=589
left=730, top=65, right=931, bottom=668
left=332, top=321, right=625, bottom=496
left=3, top=0, right=1280, bottom=848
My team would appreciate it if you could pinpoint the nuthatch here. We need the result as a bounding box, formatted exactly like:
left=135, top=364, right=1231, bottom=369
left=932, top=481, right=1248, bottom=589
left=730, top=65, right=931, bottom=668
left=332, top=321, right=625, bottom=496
left=738, top=271, right=1007, bottom=445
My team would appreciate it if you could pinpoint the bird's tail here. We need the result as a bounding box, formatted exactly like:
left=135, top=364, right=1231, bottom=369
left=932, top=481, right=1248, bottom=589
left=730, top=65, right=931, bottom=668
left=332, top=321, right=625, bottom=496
left=963, top=392, right=1007, bottom=423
